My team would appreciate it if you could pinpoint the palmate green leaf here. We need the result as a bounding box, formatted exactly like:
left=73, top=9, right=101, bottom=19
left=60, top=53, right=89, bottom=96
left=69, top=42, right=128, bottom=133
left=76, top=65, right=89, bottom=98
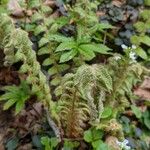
left=60, top=49, right=78, bottom=63
left=79, top=47, right=95, bottom=60
left=63, top=140, right=80, bottom=149
left=101, top=107, right=112, bottom=119
left=84, top=129, right=92, bottom=142
left=38, top=46, right=51, bottom=55
left=31, top=12, right=43, bottom=23
left=131, top=35, right=141, bottom=46
left=28, top=0, right=40, bottom=8
left=48, top=34, right=73, bottom=43
left=41, top=137, right=59, bottom=150
left=39, top=37, right=49, bottom=47
left=143, top=110, right=150, bottom=129
left=140, top=35, right=150, bottom=46
left=136, top=47, right=148, bottom=60
left=80, top=44, right=111, bottom=55
left=95, top=142, right=110, bottom=150
left=89, top=23, right=113, bottom=34
left=92, top=139, right=103, bottom=149
left=92, top=128, right=103, bottom=140
left=34, top=25, right=46, bottom=35
left=131, top=105, right=142, bottom=119
left=48, top=66, right=58, bottom=76
left=41, top=137, right=51, bottom=150
left=55, top=41, right=76, bottom=52
left=58, top=64, right=70, bottom=72
left=42, top=58, right=54, bottom=66
left=84, top=128, right=103, bottom=143
left=51, top=77, right=61, bottom=86
left=50, top=137, right=59, bottom=148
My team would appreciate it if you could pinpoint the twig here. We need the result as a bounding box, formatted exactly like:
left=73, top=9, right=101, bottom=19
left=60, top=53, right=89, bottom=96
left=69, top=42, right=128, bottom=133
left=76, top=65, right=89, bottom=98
left=45, top=107, right=61, bottom=142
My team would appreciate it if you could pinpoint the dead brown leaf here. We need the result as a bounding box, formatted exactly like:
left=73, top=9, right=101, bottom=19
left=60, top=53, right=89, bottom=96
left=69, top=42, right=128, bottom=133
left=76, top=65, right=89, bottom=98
left=0, top=67, right=20, bottom=87
left=96, top=11, right=106, bottom=17
left=44, top=0, right=56, bottom=8
left=112, top=0, right=125, bottom=7
left=11, top=102, right=44, bottom=138
left=140, top=77, right=150, bottom=89
left=8, top=0, right=25, bottom=18
left=17, top=143, right=32, bottom=150
left=134, top=77, right=150, bottom=100
left=0, top=134, right=5, bottom=150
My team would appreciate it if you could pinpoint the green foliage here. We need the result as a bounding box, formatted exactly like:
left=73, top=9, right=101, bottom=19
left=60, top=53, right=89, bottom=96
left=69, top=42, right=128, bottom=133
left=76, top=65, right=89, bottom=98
left=84, top=128, right=103, bottom=142
left=143, top=109, right=150, bottom=130
left=0, top=1, right=150, bottom=150
left=0, top=14, right=53, bottom=107
left=41, top=136, right=59, bottom=150
left=6, top=137, right=19, bottom=150
left=16, top=0, right=112, bottom=101
left=84, top=128, right=109, bottom=150
left=63, top=139, right=80, bottom=150
left=54, top=49, right=149, bottom=141
left=131, top=9, right=150, bottom=60
left=101, top=107, right=113, bottom=119
left=53, top=36, right=111, bottom=63
left=0, top=0, right=8, bottom=13
left=57, top=73, right=90, bottom=138
left=0, top=81, right=30, bottom=114
left=131, top=105, right=142, bottom=119
left=144, top=0, right=150, bottom=6
left=47, top=1, right=113, bottom=63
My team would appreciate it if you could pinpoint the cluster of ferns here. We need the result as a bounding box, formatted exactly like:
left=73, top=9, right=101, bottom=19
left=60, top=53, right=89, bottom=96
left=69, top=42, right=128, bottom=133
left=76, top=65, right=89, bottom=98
left=0, top=13, right=149, bottom=140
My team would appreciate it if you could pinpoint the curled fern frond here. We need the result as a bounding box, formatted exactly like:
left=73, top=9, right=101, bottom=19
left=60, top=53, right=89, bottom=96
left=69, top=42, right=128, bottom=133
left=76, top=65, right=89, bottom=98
left=58, top=74, right=90, bottom=138
left=74, top=64, right=112, bottom=122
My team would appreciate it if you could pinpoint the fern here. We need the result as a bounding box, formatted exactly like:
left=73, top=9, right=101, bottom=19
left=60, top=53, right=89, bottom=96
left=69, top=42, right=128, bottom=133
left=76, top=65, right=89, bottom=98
left=74, top=64, right=113, bottom=122
left=58, top=73, right=90, bottom=138
left=0, top=81, right=30, bottom=114
left=0, top=14, right=57, bottom=118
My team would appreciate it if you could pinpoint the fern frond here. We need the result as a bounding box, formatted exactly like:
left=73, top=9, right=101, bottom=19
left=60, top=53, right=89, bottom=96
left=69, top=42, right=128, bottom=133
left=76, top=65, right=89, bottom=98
left=0, top=14, right=60, bottom=123
left=58, top=74, right=90, bottom=138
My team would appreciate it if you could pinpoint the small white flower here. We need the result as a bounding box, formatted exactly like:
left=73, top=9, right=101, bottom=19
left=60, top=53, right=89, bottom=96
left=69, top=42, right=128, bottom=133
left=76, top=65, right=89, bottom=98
left=131, top=45, right=136, bottom=49
left=129, top=51, right=136, bottom=61
left=121, top=44, right=128, bottom=49
left=114, top=55, right=121, bottom=61
left=116, top=139, right=131, bottom=150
